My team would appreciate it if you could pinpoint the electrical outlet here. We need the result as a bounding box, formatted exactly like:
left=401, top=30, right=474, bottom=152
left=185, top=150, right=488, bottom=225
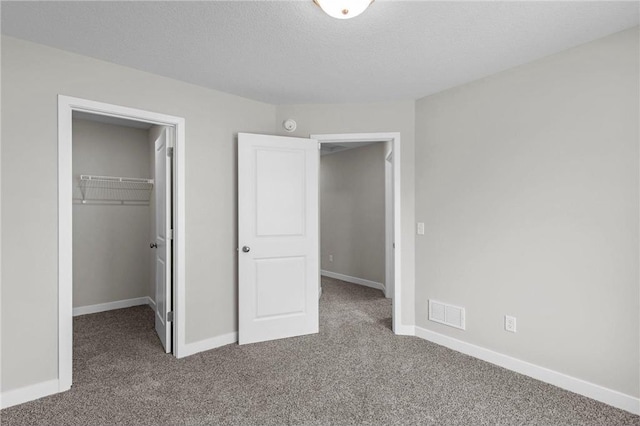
left=417, top=222, right=425, bottom=235
left=329, top=254, right=333, bottom=262
left=505, top=315, right=517, bottom=333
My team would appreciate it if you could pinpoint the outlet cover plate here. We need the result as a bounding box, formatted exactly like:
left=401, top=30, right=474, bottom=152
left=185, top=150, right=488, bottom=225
left=505, top=315, right=517, bottom=333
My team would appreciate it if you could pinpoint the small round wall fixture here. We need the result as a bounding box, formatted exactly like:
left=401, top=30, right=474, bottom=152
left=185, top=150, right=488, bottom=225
left=313, top=0, right=374, bottom=19
left=283, top=119, right=297, bottom=132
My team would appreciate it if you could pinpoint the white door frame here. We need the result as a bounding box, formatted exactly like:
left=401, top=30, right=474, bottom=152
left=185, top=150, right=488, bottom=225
left=312, top=132, right=403, bottom=334
left=57, top=95, right=187, bottom=393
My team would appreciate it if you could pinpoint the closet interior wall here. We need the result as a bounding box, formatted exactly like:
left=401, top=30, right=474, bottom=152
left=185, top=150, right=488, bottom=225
left=72, top=118, right=155, bottom=311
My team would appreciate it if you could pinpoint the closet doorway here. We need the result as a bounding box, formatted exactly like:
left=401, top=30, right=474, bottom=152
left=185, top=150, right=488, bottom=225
left=57, top=96, right=186, bottom=393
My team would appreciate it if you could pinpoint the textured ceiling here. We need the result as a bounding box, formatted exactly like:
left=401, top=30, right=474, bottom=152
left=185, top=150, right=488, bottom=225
left=1, top=1, right=638, bottom=104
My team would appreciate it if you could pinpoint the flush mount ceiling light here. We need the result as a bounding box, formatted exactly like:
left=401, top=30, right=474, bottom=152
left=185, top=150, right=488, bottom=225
left=313, top=0, right=374, bottom=19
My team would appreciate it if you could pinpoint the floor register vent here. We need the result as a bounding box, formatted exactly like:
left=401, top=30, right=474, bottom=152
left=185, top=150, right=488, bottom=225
left=429, top=300, right=466, bottom=330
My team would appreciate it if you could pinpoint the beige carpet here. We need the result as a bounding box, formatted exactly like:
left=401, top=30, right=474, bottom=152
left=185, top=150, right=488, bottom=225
left=2, top=277, right=638, bottom=425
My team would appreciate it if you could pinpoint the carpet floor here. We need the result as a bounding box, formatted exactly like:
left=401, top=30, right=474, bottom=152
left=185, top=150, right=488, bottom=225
left=2, top=277, right=638, bottom=425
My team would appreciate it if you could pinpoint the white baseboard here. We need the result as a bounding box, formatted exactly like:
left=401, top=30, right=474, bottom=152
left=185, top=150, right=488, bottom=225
left=180, top=332, right=238, bottom=358
left=73, top=296, right=154, bottom=316
left=393, top=324, right=415, bottom=336
left=0, top=379, right=60, bottom=409
left=321, top=270, right=385, bottom=292
left=147, top=296, right=156, bottom=312
left=414, top=326, right=640, bottom=415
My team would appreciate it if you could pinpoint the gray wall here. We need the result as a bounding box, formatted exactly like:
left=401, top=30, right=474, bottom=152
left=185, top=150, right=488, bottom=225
left=72, top=119, right=151, bottom=308
left=414, top=28, right=639, bottom=397
left=275, top=101, right=416, bottom=328
left=1, top=36, right=275, bottom=392
left=321, top=144, right=386, bottom=284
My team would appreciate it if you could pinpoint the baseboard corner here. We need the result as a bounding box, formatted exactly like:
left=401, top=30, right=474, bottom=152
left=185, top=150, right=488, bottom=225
left=393, top=324, right=415, bottom=336
left=146, top=296, right=156, bottom=311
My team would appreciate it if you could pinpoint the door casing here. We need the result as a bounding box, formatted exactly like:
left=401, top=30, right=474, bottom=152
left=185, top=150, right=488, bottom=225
left=57, top=95, right=187, bottom=394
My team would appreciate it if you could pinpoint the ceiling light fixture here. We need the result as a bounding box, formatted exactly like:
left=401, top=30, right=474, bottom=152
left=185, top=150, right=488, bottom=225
left=313, top=0, right=374, bottom=19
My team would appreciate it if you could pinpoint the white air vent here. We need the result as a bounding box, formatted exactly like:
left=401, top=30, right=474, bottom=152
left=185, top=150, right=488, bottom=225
left=429, top=300, right=465, bottom=330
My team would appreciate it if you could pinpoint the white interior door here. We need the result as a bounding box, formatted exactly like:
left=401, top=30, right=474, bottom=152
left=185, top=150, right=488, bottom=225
left=238, top=133, right=319, bottom=345
left=154, top=128, right=172, bottom=353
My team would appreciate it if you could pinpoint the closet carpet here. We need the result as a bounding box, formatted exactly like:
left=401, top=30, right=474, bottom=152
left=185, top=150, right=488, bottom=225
left=2, top=277, right=638, bottom=425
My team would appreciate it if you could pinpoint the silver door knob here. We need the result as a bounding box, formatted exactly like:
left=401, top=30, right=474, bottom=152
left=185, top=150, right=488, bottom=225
left=150, top=242, right=158, bottom=248
left=242, top=246, right=250, bottom=253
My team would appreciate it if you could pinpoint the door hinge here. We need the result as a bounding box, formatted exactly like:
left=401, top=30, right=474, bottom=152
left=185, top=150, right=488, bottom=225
left=167, top=311, right=174, bottom=322
left=168, top=229, right=174, bottom=240
left=318, top=142, right=321, bottom=150
left=167, top=147, right=174, bottom=157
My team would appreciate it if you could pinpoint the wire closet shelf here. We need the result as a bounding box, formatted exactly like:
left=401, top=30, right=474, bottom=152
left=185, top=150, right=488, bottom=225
left=78, top=175, right=154, bottom=205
